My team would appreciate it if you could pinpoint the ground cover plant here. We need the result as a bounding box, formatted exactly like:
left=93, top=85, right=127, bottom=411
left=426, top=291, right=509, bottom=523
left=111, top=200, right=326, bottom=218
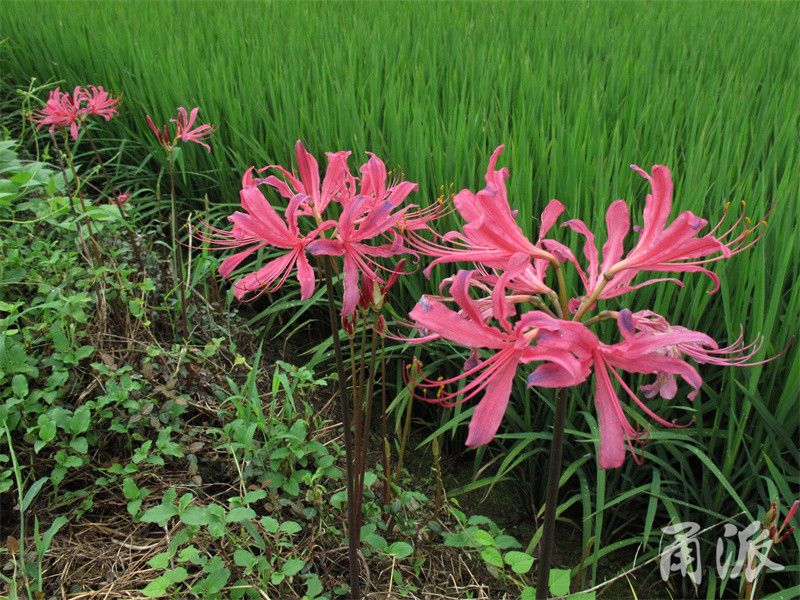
left=1, top=2, right=798, bottom=599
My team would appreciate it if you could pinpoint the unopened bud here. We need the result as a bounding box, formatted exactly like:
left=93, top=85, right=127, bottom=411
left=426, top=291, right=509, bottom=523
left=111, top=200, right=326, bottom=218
left=777, top=526, right=795, bottom=544
left=342, top=314, right=356, bottom=338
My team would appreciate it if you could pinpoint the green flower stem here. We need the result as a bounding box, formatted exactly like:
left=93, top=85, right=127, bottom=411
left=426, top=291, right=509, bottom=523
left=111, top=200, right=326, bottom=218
left=321, top=256, right=361, bottom=600
left=553, top=262, right=569, bottom=318
left=572, top=275, right=611, bottom=323
left=49, top=131, right=92, bottom=264
left=62, top=133, right=103, bottom=268
left=167, top=150, right=189, bottom=339
left=394, top=362, right=418, bottom=490
left=535, top=386, right=568, bottom=600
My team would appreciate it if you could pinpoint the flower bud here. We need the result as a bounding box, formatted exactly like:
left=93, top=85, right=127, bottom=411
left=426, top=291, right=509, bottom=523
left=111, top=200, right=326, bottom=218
left=342, top=314, right=356, bottom=338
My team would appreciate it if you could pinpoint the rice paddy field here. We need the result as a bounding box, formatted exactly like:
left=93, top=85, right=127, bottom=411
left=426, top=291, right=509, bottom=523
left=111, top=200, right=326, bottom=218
left=1, top=1, right=798, bottom=599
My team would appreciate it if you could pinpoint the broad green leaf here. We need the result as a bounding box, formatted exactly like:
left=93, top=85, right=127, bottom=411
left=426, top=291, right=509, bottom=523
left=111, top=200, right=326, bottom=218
left=141, top=504, right=179, bottom=524
left=282, top=558, right=305, bottom=576
left=472, top=529, right=495, bottom=547
left=166, top=567, right=189, bottom=583
left=260, top=516, right=279, bottom=533
left=495, top=534, right=522, bottom=549
left=279, top=521, right=302, bottom=535
left=122, top=477, right=139, bottom=501
left=226, top=507, right=256, bottom=523
left=180, top=506, right=211, bottom=526
left=148, top=552, right=171, bottom=569
left=549, top=568, right=571, bottom=596
left=11, top=374, right=27, bottom=397
left=142, top=575, right=171, bottom=597
left=480, top=546, right=504, bottom=569
left=203, top=567, right=230, bottom=594
left=70, top=437, right=88, bottom=454
left=70, top=407, right=91, bottom=434
left=386, top=541, right=413, bottom=559
left=505, top=551, right=534, bottom=575
left=234, top=549, right=256, bottom=568
left=305, top=574, right=324, bottom=598
left=37, top=415, right=56, bottom=442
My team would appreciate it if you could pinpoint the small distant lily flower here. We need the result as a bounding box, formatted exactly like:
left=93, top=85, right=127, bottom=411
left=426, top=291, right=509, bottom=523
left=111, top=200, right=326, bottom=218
left=147, top=106, right=214, bottom=152
left=113, top=191, right=132, bottom=208
left=171, top=107, right=215, bottom=152
left=81, top=85, right=120, bottom=122
left=30, top=85, right=120, bottom=140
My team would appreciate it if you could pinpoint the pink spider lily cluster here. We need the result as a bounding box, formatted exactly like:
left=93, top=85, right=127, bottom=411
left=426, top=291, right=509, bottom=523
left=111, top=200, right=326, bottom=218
left=405, top=145, right=767, bottom=469
left=199, top=140, right=441, bottom=315
left=30, top=85, right=120, bottom=140
left=147, top=106, right=215, bottom=152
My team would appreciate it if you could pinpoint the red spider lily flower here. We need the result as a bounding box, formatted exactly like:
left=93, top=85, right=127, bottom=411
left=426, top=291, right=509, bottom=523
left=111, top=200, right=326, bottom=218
left=589, top=307, right=773, bottom=469
left=307, top=192, right=413, bottom=316
left=622, top=309, right=768, bottom=400
left=561, top=165, right=765, bottom=311
left=113, top=191, right=132, bottom=208
left=404, top=146, right=561, bottom=278
left=80, top=85, right=120, bottom=122
left=589, top=310, right=721, bottom=469
left=301, top=150, right=422, bottom=316
left=30, top=85, right=120, bottom=140
left=171, top=107, right=214, bottom=152
left=358, top=153, right=420, bottom=215
left=407, top=271, right=595, bottom=447
left=31, top=87, right=80, bottom=138
left=196, top=167, right=336, bottom=300
left=259, top=141, right=353, bottom=218
left=147, top=106, right=214, bottom=152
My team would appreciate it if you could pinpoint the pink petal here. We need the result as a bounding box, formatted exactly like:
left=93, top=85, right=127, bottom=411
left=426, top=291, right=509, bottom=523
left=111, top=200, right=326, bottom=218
left=465, top=355, right=518, bottom=447
left=340, top=254, right=360, bottom=316
left=600, top=200, right=630, bottom=271
left=295, top=140, right=320, bottom=200
left=593, top=357, right=627, bottom=469
left=295, top=252, right=315, bottom=300
left=538, top=199, right=565, bottom=239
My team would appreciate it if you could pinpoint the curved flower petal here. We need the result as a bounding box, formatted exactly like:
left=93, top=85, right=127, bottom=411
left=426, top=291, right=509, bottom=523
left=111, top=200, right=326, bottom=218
left=465, top=357, right=518, bottom=447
